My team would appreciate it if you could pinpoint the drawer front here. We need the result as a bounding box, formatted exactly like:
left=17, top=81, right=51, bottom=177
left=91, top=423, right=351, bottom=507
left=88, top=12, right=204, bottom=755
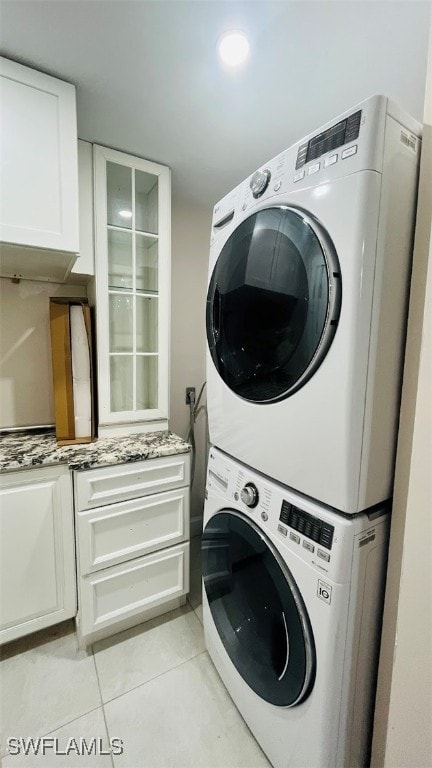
left=75, top=453, right=190, bottom=511
left=77, top=487, right=189, bottom=575
left=79, top=542, right=189, bottom=637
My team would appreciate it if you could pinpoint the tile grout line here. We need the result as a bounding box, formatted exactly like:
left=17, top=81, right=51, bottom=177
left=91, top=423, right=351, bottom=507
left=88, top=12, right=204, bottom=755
left=91, top=645, right=115, bottom=768
left=100, top=650, right=209, bottom=708
left=0, top=705, right=103, bottom=761
left=101, top=704, right=115, bottom=768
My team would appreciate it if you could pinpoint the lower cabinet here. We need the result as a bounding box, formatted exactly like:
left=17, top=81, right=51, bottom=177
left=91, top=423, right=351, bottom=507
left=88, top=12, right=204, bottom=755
left=0, top=465, right=77, bottom=644
left=74, top=453, right=191, bottom=645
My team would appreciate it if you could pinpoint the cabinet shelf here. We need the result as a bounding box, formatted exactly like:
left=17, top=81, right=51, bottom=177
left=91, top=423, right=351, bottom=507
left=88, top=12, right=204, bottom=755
left=109, top=352, right=159, bottom=356
left=107, top=224, right=159, bottom=245
left=108, top=287, right=159, bottom=297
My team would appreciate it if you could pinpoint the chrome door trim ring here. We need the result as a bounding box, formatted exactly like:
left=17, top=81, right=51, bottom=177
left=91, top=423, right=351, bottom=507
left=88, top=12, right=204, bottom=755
left=250, top=204, right=341, bottom=402
left=278, top=611, right=290, bottom=681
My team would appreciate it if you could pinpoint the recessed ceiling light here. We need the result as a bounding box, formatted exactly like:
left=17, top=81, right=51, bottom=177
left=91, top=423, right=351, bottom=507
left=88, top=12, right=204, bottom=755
left=218, top=31, right=250, bottom=67
left=119, top=210, right=132, bottom=219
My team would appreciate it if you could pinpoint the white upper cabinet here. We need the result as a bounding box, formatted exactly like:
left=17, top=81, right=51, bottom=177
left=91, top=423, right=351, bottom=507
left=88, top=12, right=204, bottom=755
left=0, top=57, right=79, bottom=279
left=94, top=145, right=171, bottom=433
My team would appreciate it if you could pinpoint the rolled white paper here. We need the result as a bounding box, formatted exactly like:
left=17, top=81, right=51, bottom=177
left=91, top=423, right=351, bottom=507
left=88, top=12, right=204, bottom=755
left=70, top=305, right=91, bottom=438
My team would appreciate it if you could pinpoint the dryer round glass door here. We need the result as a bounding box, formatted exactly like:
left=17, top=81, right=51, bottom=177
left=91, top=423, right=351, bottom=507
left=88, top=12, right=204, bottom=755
left=206, top=205, right=341, bottom=402
left=202, top=511, right=316, bottom=707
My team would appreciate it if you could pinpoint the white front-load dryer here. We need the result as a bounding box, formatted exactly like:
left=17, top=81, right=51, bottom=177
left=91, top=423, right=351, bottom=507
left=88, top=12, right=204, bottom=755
left=202, top=448, right=389, bottom=768
left=206, top=95, right=421, bottom=514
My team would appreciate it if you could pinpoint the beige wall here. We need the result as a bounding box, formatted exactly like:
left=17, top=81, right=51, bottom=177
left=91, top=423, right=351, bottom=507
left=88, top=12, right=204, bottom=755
left=371, top=24, right=432, bottom=768
left=0, top=277, right=87, bottom=428
left=169, top=196, right=212, bottom=527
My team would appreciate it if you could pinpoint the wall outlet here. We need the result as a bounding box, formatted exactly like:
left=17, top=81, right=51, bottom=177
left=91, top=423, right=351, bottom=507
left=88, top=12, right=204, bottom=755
left=185, top=387, right=196, bottom=405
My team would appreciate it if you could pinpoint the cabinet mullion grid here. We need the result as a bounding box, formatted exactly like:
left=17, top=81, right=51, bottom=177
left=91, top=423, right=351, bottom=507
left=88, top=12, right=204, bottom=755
left=96, top=145, right=168, bottom=424
left=132, top=167, right=137, bottom=412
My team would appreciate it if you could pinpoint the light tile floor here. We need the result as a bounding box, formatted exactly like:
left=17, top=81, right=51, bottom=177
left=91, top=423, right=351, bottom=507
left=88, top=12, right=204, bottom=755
left=0, top=536, right=270, bottom=768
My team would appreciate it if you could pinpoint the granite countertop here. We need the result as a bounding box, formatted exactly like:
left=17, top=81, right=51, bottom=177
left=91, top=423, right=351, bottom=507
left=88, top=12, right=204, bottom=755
left=0, top=429, right=191, bottom=473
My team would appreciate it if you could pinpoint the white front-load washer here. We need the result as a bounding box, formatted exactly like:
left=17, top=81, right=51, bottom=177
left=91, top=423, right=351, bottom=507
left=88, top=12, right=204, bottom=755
left=202, top=448, right=389, bottom=768
left=206, top=95, right=421, bottom=514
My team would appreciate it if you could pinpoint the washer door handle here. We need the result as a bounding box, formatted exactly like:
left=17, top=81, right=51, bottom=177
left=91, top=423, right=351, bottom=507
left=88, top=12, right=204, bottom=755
left=278, top=611, right=290, bottom=681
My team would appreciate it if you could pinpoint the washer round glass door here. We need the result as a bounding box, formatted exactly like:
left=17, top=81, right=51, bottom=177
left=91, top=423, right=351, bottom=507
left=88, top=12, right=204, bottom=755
left=206, top=205, right=341, bottom=402
left=202, top=511, right=316, bottom=707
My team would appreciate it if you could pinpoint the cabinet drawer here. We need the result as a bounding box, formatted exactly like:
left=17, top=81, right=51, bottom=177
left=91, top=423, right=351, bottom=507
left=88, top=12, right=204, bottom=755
left=75, top=453, right=190, bottom=511
left=77, top=487, right=189, bottom=574
left=79, top=542, right=189, bottom=637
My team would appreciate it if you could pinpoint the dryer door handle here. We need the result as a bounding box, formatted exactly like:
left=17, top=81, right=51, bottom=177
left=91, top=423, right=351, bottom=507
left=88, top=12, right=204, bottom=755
left=278, top=611, right=290, bottom=681
left=212, top=283, right=221, bottom=343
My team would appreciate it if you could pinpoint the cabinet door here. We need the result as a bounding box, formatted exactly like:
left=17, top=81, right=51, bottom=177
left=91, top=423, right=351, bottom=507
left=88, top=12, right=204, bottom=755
left=0, top=57, right=79, bottom=253
left=0, top=466, right=77, bottom=644
left=94, top=145, right=170, bottom=429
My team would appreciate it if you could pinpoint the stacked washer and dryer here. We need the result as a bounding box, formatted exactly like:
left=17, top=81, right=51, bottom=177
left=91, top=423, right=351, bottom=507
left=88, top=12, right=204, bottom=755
left=202, top=95, right=421, bottom=768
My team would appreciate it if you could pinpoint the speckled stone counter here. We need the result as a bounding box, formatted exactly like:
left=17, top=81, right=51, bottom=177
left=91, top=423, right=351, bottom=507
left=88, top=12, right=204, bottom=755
left=0, top=430, right=191, bottom=472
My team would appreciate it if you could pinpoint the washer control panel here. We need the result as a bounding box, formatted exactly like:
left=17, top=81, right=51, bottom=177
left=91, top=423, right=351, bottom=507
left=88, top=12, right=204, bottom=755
left=240, top=482, right=259, bottom=508
left=279, top=501, right=334, bottom=550
left=206, top=448, right=388, bottom=583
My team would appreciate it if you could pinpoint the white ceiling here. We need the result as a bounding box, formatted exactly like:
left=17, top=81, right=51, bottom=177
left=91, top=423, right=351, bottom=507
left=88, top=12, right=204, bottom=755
left=1, top=1, right=430, bottom=209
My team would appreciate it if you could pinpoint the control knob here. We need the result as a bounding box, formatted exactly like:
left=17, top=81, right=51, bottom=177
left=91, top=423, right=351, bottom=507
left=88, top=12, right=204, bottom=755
left=240, top=483, right=259, bottom=508
left=250, top=169, right=271, bottom=198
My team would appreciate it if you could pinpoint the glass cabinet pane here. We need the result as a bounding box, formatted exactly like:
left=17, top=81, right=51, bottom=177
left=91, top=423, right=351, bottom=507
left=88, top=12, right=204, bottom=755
left=107, top=163, right=132, bottom=229
left=136, top=234, right=158, bottom=293
left=108, top=230, right=133, bottom=290
left=135, top=170, right=158, bottom=234
left=136, top=296, right=158, bottom=353
left=110, top=356, right=133, bottom=411
left=109, top=294, right=133, bottom=352
left=136, top=356, right=158, bottom=410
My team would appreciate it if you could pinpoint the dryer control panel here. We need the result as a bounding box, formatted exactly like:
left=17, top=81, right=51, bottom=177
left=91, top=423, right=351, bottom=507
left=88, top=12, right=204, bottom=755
left=295, top=109, right=362, bottom=169
left=210, top=95, right=420, bottom=243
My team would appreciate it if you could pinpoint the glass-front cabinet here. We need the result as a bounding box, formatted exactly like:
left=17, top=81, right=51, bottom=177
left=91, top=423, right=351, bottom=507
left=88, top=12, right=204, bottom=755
left=94, top=146, right=170, bottom=433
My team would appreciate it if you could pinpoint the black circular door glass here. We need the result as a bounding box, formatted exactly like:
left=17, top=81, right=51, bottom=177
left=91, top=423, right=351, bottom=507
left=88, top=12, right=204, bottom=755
left=206, top=206, right=341, bottom=402
left=202, top=511, right=316, bottom=707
